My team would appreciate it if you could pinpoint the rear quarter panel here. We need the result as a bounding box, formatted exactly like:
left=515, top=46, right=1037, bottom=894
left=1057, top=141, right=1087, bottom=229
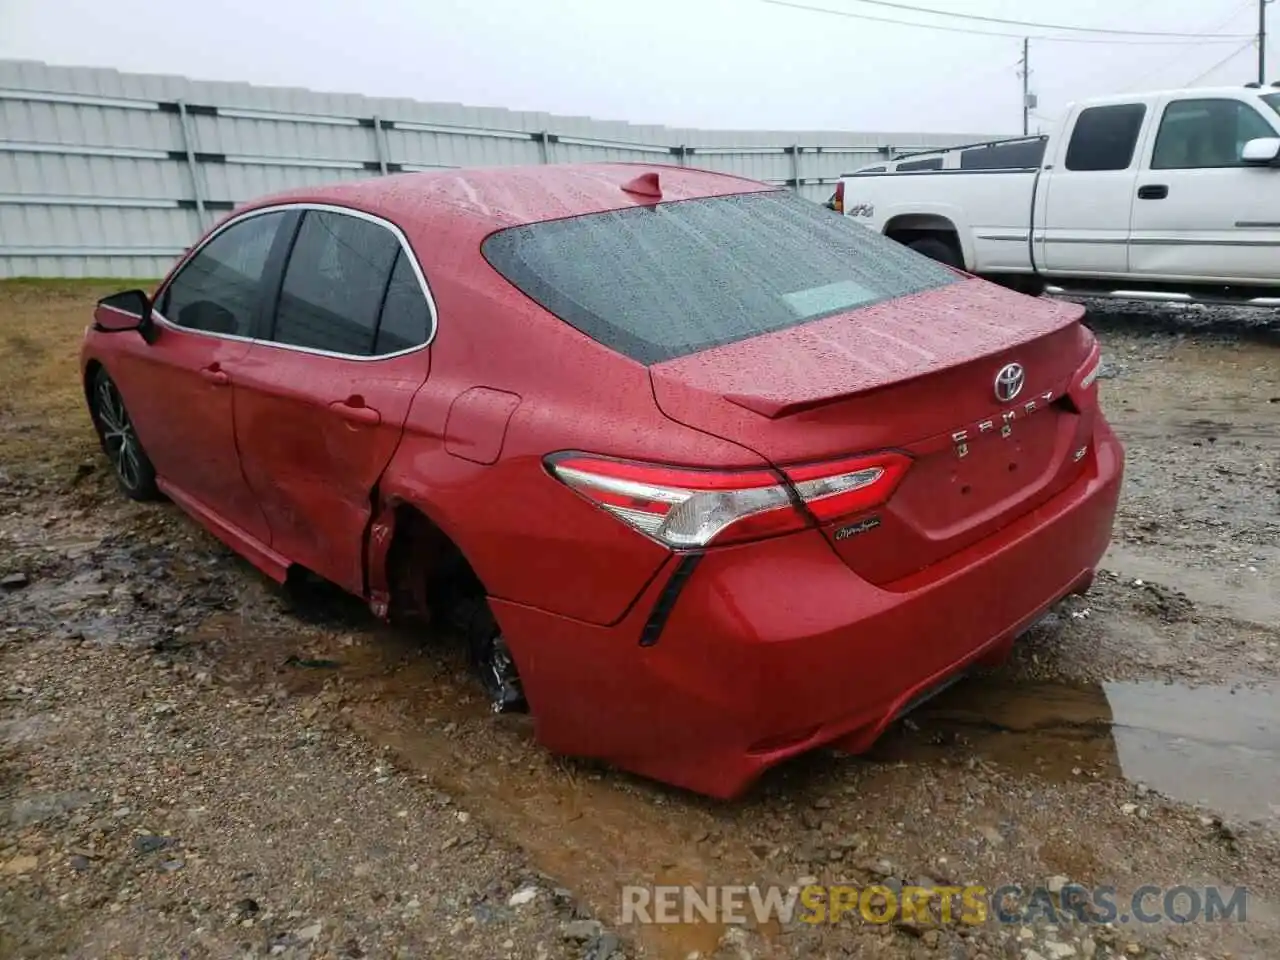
left=844, top=170, right=1038, bottom=272
left=376, top=229, right=772, bottom=627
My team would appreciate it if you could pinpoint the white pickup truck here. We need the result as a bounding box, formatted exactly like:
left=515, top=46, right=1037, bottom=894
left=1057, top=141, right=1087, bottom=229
left=834, top=84, right=1280, bottom=306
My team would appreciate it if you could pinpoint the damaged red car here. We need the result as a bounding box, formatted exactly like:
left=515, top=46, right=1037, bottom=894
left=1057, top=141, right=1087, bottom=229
left=80, top=163, right=1123, bottom=798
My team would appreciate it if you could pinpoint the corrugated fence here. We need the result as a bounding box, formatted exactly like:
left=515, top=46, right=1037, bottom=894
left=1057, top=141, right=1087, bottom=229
left=0, top=59, right=1002, bottom=278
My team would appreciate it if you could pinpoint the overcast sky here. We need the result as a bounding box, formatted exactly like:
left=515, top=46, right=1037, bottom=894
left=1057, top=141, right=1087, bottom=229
left=0, top=0, right=1269, bottom=135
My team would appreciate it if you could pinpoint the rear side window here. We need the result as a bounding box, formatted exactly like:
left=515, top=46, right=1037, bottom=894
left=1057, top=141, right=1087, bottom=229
left=375, top=251, right=433, bottom=354
left=481, top=190, right=960, bottom=365
left=161, top=210, right=288, bottom=337
left=273, top=211, right=399, bottom=355
left=1065, top=104, right=1147, bottom=172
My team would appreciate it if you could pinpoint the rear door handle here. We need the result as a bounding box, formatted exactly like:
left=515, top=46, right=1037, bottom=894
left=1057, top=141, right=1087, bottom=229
left=199, top=364, right=229, bottom=386
left=1137, top=184, right=1168, bottom=200
left=329, top=398, right=381, bottom=425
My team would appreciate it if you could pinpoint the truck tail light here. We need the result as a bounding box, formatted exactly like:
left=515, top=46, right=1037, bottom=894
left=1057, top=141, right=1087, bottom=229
left=545, top=451, right=910, bottom=549
left=832, top=181, right=845, bottom=213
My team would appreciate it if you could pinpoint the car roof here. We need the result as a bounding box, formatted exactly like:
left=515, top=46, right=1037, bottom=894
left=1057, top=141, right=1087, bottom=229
left=1072, top=85, right=1279, bottom=109
left=235, top=162, right=774, bottom=233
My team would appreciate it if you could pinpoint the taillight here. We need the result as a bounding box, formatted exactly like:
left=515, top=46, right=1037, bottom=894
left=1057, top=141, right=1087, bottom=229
left=1069, top=338, right=1103, bottom=409
left=545, top=451, right=910, bottom=549
left=833, top=181, right=845, bottom=214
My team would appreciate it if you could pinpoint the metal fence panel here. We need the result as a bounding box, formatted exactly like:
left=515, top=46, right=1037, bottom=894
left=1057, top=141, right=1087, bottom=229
left=0, top=59, right=1003, bottom=277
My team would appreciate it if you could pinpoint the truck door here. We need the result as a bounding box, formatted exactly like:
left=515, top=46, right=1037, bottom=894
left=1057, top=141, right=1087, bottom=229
left=1128, top=94, right=1280, bottom=284
left=1037, top=102, right=1147, bottom=277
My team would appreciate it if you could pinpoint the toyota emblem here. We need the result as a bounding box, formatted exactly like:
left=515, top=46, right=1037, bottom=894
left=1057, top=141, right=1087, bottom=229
left=994, top=363, right=1026, bottom=402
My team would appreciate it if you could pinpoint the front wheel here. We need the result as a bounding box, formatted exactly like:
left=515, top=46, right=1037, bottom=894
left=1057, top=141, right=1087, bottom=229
left=89, top=367, right=159, bottom=500
left=907, top=236, right=963, bottom=269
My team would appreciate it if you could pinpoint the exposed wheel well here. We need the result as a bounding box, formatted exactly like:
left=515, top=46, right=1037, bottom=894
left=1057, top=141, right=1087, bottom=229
left=883, top=215, right=963, bottom=262
left=381, top=503, right=486, bottom=627
left=82, top=359, right=104, bottom=410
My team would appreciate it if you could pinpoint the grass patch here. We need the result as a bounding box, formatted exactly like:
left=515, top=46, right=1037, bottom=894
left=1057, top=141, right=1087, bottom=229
left=0, top=282, right=120, bottom=484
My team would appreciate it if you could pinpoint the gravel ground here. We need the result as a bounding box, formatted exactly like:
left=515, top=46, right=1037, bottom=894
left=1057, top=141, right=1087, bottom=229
left=2, top=284, right=1278, bottom=959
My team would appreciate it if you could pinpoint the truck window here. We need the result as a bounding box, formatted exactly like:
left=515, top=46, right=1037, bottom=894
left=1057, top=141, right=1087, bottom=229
left=960, top=139, right=1047, bottom=170
left=1151, top=98, right=1278, bottom=169
left=1064, top=104, right=1147, bottom=172
left=896, top=157, right=943, bottom=171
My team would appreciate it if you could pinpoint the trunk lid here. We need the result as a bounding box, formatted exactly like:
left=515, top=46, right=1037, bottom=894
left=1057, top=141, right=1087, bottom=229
left=650, top=279, right=1098, bottom=584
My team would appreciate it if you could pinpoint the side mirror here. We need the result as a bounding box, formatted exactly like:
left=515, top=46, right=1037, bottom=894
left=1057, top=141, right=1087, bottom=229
left=94, top=289, right=156, bottom=343
left=1241, top=137, right=1280, bottom=165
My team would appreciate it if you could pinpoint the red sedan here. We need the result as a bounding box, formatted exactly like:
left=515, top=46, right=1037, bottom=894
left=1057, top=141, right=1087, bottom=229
left=81, top=163, right=1122, bottom=798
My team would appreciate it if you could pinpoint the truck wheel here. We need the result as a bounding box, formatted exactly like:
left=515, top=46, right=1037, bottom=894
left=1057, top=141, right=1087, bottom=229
left=907, top=237, right=962, bottom=269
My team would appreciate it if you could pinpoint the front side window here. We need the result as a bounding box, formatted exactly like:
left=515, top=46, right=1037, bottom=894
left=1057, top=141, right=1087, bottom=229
left=1151, top=98, right=1278, bottom=169
left=272, top=211, right=401, bottom=356
left=481, top=190, right=960, bottom=365
left=1064, top=104, right=1147, bottom=172
left=160, top=210, right=288, bottom=336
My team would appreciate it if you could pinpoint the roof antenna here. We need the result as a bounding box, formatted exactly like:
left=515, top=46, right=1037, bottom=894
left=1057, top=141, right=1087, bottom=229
left=621, top=171, right=662, bottom=200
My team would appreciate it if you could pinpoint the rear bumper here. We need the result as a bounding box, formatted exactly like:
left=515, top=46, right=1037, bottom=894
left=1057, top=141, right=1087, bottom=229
left=496, top=418, right=1124, bottom=799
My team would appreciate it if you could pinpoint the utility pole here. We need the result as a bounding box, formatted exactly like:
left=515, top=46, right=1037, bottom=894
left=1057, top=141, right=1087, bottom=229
left=1018, top=38, right=1030, bottom=136
left=1260, top=0, right=1269, bottom=85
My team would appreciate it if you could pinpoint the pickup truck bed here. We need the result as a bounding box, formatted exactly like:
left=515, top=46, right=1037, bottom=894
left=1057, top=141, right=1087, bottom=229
left=836, top=84, right=1280, bottom=304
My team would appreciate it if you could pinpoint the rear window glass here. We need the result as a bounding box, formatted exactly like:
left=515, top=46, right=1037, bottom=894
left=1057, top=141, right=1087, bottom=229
left=481, top=190, right=960, bottom=365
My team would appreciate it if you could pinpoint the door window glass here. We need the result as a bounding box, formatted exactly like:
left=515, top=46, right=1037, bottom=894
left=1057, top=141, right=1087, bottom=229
left=374, top=251, right=432, bottom=355
left=1151, top=98, right=1278, bottom=169
left=272, top=211, right=400, bottom=356
left=1064, top=104, right=1147, bottom=172
left=160, top=210, right=288, bottom=337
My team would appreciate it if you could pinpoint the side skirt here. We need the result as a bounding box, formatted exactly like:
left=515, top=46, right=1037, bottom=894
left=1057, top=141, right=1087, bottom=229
left=156, top=477, right=291, bottom=583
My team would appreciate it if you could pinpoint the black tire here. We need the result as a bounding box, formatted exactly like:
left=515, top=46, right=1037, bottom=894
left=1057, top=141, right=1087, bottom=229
left=88, top=367, right=159, bottom=501
left=907, top=236, right=963, bottom=269
left=452, top=597, right=527, bottom=714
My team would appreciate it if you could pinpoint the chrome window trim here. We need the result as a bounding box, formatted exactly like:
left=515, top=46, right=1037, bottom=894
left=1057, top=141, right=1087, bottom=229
left=152, top=201, right=439, bottom=362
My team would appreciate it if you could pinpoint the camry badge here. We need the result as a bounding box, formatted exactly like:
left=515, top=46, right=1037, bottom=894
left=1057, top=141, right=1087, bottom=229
left=994, top=363, right=1026, bottom=403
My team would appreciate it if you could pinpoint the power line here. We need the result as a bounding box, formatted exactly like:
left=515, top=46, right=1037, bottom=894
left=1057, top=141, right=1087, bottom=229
left=1121, top=0, right=1254, bottom=90
left=1187, top=39, right=1258, bottom=84
left=796, top=0, right=1253, bottom=38
left=761, top=0, right=1255, bottom=44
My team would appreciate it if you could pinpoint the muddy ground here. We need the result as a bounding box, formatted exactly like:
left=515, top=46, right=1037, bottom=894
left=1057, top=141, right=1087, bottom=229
left=2, top=281, right=1278, bottom=960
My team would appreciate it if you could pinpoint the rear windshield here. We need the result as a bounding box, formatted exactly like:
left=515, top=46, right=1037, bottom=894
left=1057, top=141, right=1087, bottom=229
left=481, top=190, right=960, bottom=365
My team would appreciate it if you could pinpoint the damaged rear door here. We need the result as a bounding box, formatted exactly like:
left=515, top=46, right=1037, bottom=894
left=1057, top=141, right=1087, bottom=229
left=232, top=207, right=435, bottom=596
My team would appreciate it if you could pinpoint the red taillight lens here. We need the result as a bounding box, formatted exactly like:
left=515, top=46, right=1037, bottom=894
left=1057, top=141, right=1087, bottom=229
left=783, top=452, right=911, bottom=522
left=546, top=451, right=910, bottom=548
left=1069, top=338, right=1103, bottom=409
left=833, top=181, right=845, bottom=213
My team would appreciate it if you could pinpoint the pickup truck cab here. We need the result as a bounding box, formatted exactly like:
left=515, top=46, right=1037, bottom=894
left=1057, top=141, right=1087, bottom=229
left=836, top=84, right=1280, bottom=305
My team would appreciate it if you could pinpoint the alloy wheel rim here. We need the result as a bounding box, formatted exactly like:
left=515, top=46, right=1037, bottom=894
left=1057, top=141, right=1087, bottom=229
left=96, top=379, right=142, bottom=490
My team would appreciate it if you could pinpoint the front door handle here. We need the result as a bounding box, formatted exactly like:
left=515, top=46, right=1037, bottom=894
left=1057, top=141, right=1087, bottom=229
left=1137, top=184, right=1168, bottom=200
left=199, top=364, right=230, bottom=386
left=329, top=397, right=381, bottom=426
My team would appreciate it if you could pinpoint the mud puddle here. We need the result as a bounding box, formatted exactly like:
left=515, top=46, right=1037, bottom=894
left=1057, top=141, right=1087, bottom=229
left=181, top=581, right=1280, bottom=958
left=197, top=601, right=745, bottom=959
left=1102, top=544, right=1280, bottom=626
left=876, top=675, right=1280, bottom=825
